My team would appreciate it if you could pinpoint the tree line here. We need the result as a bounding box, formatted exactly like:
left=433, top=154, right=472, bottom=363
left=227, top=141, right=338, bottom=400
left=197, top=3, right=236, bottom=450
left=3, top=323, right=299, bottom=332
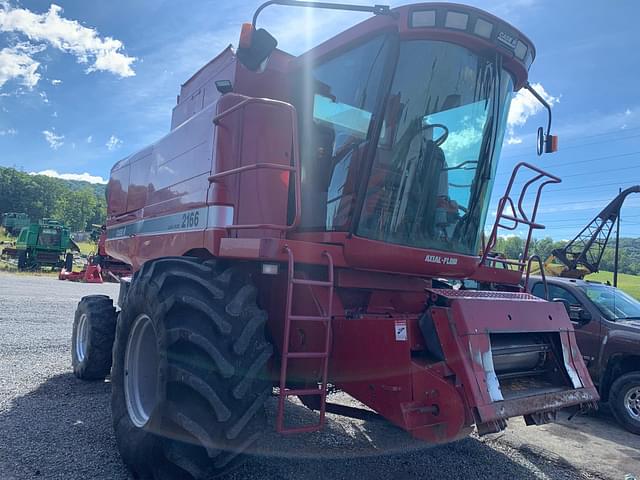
left=0, top=166, right=106, bottom=232
left=1, top=166, right=638, bottom=274
left=494, top=236, right=640, bottom=276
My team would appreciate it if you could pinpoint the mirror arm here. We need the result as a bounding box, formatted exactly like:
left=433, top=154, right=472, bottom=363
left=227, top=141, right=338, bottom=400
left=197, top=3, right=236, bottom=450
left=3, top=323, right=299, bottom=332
left=525, top=82, right=558, bottom=154
left=253, top=0, right=393, bottom=28
left=524, top=82, right=552, bottom=136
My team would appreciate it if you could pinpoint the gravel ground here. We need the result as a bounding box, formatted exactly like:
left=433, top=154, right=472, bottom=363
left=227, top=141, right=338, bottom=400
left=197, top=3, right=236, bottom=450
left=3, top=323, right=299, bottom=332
left=0, top=272, right=607, bottom=480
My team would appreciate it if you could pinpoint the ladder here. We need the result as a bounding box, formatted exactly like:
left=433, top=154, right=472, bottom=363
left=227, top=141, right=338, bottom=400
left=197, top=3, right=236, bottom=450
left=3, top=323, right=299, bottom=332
left=276, top=246, right=334, bottom=434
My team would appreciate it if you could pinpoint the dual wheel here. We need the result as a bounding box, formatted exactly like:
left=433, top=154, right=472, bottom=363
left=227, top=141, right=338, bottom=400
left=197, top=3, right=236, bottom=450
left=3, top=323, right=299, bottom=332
left=72, top=258, right=273, bottom=479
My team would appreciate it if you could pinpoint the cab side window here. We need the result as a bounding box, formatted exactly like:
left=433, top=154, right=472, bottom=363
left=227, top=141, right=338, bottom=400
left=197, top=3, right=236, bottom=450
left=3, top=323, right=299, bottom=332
left=295, top=34, right=391, bottom=231
left=532, top=283, right=580, bottom=306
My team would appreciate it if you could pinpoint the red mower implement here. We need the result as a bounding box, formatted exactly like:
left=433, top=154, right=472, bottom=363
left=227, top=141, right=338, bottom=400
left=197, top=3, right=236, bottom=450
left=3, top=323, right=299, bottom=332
left=60, top=229, right=131, bottom=283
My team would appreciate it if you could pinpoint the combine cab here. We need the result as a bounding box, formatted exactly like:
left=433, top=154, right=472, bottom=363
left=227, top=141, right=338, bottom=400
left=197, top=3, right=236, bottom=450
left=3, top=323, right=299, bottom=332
left=3, top=219, right=78, bottom=270
left=70, top=2, right=598, bottom=478
left=1, top=212, right=30, bottom=236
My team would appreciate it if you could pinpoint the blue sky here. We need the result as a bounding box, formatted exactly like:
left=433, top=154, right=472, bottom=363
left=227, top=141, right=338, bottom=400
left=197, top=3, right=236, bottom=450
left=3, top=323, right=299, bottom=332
left=1, top=0, right=639, bottom=240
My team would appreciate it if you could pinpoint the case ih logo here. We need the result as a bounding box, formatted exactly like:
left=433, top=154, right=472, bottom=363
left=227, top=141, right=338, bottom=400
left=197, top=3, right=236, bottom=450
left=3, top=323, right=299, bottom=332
left=497, top=31, right=518, bottom=50
left=424, top=255, right=458, bottom=266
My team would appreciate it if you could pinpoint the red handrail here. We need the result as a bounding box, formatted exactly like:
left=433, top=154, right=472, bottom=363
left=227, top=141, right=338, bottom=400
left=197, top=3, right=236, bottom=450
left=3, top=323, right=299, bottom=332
left=481, top=162, right=561, bottom=271
left=208, top=96, right=302, bottom=232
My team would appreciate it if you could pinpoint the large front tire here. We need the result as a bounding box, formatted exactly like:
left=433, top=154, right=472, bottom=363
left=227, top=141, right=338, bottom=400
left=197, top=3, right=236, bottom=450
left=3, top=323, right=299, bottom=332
left=72, top=295, right=117, bottom=380
left=111, top=257, right=273, bottom=479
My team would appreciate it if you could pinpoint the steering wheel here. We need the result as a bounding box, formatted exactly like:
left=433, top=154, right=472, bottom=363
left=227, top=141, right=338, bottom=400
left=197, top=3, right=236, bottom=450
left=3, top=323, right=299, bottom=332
left=417, top=122, right=449, bottom=147
left=399, top=120, right=449, bottom=151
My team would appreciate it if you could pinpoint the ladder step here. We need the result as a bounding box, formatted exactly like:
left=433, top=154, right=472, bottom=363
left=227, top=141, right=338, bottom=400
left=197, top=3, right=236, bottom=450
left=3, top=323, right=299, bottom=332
left=291, top=278, right=333, bottom=287
left=278, top=246, right=334, bottom=435
left=289, top=315, right=330, bottom=322
left=287, top=352, right=328, bottom=359
left=283, top=387, right=324, bottom=396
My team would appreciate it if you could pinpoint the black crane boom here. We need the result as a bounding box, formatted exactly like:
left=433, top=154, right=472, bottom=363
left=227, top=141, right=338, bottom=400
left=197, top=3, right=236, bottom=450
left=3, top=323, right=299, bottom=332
left=551, top=185, right=640, bottom=278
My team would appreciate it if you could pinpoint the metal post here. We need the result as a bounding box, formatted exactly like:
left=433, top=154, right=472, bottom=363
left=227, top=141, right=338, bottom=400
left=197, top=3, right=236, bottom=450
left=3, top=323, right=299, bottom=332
left=613, top=187, right=621, bottom=287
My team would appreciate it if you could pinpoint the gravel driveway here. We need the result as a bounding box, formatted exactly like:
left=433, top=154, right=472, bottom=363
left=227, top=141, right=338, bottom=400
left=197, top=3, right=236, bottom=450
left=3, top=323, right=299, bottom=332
left=0, top=272, right=614, bottom=479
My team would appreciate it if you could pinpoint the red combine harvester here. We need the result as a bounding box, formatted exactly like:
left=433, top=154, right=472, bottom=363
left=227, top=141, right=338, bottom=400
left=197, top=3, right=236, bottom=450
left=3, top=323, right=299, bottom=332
left=71, top=2, right=598, bottom=478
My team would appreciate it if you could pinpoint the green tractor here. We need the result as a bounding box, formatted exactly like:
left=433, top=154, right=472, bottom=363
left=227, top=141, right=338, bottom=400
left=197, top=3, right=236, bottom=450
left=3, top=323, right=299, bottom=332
left=1, top=212, right=31, bottom=236
left=2, top=219, right=80, bottom=271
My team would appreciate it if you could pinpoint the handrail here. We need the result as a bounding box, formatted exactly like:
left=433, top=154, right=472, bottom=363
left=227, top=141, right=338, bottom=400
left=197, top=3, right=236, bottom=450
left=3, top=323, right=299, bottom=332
left=208, top=96, right=301, bottom=232
left=209, top=162, right=295, bottom=180
left=524, top=254, right=548, bottom=299
left=481, top=162, right=561, bottom=272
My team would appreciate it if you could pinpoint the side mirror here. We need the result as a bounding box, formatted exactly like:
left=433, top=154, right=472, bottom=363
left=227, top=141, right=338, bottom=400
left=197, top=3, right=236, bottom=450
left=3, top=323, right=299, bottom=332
left=536, top=126, right=558, bottom=156
left=577, top=308, right=592, bottom=322
left=552, top=298, right=571, bottom=315
left=236, top=23, right=278, bottom=72
left=536, top=127, right=545, bottom=156
left=526, top=83, right=558, bottom=155
left=553, top=298, right=591, bottom=323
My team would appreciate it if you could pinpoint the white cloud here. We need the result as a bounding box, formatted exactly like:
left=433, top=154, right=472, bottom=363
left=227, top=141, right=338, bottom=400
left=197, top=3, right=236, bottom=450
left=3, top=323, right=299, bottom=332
left=50, top=78, right=61, bottom=85
left=443, top=126, right=483, bottom=154
left=506, top=82, right=559, bottom=144
left=86, top=135, right=92, bottom=143
left=42, top=129, right=64, bottom=149
left=106, top=134, right=122, bottom=151
left=0, top=45, right=40, bottom=88
left=30, top=169, right=107, bottom=184
left=0, top=127, right=17, bottom=136
left=0, top=3, right=136, bottom=78
left=39, top=90, right=48, bottom=103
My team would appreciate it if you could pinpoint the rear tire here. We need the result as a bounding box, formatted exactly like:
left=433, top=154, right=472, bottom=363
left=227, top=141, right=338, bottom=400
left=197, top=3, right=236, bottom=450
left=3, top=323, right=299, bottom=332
left=111, top=257, right=273, bottom=479
left=610, top=372, right=640, bottom=435
left=72, top=295, right=117, bottom=380
left=17, top=251, right=27, bottom=270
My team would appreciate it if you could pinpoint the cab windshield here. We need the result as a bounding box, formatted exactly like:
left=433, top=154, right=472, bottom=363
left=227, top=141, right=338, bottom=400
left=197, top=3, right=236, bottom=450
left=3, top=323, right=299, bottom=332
left=296, top=37, right=513, bottom=257
left=580, top=284, right=640, bottom=321
left=357, top=40, right=513, bottom=255
left=39, top=228, right=61, bottom=247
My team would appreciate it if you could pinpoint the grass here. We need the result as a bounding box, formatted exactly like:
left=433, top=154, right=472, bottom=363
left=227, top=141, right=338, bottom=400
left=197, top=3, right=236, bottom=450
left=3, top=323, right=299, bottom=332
left=75, top=240, right=97, bottom=256
left=585, top=271, right=640, bottom=300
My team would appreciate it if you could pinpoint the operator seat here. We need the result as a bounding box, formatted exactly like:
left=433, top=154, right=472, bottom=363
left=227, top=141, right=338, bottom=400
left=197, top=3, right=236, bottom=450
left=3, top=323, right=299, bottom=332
left=406, top=139, right=446, bottom=239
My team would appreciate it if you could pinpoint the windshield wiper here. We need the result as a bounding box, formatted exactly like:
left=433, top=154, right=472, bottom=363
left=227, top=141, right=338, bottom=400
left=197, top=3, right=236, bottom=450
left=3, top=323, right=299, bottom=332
left=456, top=54, right=501, bottom=242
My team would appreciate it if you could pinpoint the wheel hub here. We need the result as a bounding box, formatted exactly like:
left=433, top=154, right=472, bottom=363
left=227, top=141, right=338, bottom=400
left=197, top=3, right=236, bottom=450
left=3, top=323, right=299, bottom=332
left=124, top=314, right=160, bottom=428
left=624, top=386, right=640, bottom=420
left=76, top=313, right=88, bottom=362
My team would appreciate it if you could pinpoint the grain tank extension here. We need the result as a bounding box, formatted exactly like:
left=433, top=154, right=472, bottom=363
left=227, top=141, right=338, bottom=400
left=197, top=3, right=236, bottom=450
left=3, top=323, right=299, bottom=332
left=71, top=2, right=598, bottom=478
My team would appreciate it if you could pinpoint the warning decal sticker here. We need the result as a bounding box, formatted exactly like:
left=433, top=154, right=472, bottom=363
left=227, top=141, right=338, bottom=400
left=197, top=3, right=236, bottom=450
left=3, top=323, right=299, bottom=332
left=395, top=320, right=407, bottom=341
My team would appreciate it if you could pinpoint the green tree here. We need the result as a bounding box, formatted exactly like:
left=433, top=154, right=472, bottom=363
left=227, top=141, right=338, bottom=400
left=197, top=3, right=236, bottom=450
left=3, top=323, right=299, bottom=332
left=54, top=188, right=99, bottom=231
left=0, top=166, right=107, bottom=232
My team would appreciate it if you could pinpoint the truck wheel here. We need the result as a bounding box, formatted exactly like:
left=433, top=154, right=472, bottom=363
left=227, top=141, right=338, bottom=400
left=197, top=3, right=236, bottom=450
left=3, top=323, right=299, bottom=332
left=111, top=257, right=273, bottom=479
left=72, top=295, right=117, bottom=380
left=610, top=373, right=640, bottom=435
